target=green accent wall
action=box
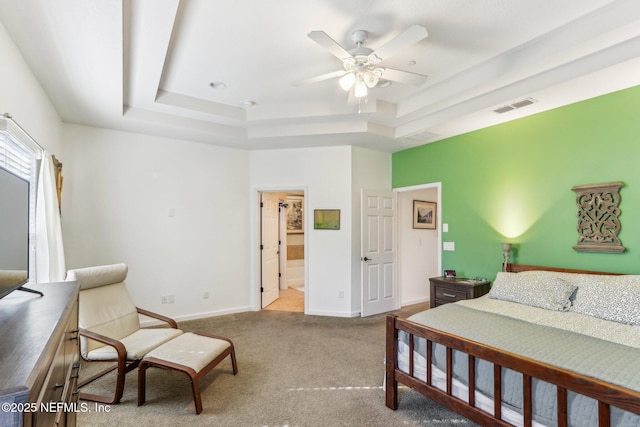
[393,85,640,280]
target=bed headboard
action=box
[505,263,622,275]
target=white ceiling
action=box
[1,0,640,153]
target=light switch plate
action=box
[443,241,455,251]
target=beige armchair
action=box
[66,263,183,404]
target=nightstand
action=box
[429,276,491,308]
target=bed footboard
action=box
[385,314,640,427]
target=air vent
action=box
[494,105,515,114]
[494,97,537,114]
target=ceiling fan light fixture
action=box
[363,69,380,88]
[300,25,429,104]
[339,72,356,91]
[354,80,368,98]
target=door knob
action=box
[362,257,372,261]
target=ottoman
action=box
[137,331,238,414]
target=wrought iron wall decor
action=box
[571,181,624,253]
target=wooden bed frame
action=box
[385,263,640,427]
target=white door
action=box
[361,189,398,316]
[261,192,280,308]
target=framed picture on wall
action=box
[314,209,340,230]
[413,200,436,229]
[286,197,304,233]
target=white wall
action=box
[0,20,63,157]
[62,124,252,321]
[250,146,354,316]
[250,146,391,317]
[397,187,440,305]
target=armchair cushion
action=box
[68,263,128,290]
[77,282,141,354]
[86,328,183,361]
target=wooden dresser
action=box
[0,281,79,427]
[429,276,491,308]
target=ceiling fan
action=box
[293,25,429,100]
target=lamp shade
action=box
[354,80,367,98]
[339,73,356,91]
[363,70,380,88]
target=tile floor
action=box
[263,287,304,312]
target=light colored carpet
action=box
[77,305,477,426]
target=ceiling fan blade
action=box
[370,25,428,62]
[381,68,428,86]
[292,69,347,86]
[308,31,353,61]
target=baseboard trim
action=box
[140,305,366,326]
[401,296,430,306]
[306,309,360,318]
[140,305,253,327]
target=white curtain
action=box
[35,151,66,282]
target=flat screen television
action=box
[0,165,31,299]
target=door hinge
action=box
[260,244,264,250]
[260,287,264,292]
[260,202,264,207]
[278,273,281,277]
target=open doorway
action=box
[396,183,442,307]
[259,190,305,313]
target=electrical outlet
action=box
[203,291,210,299]
[168,294,175,304]
[338,291,344,299]
[161,295,168,304]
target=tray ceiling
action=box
[1,0,640,152]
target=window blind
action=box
[0,130,36,178]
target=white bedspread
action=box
[456,295,640,348]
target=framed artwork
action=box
[286,197,304,233]
[314,209,340,230]
[413,200,436,229]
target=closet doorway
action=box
[260,190,306,313]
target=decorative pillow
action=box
[489,272,577,311]
[569,275,640,326]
